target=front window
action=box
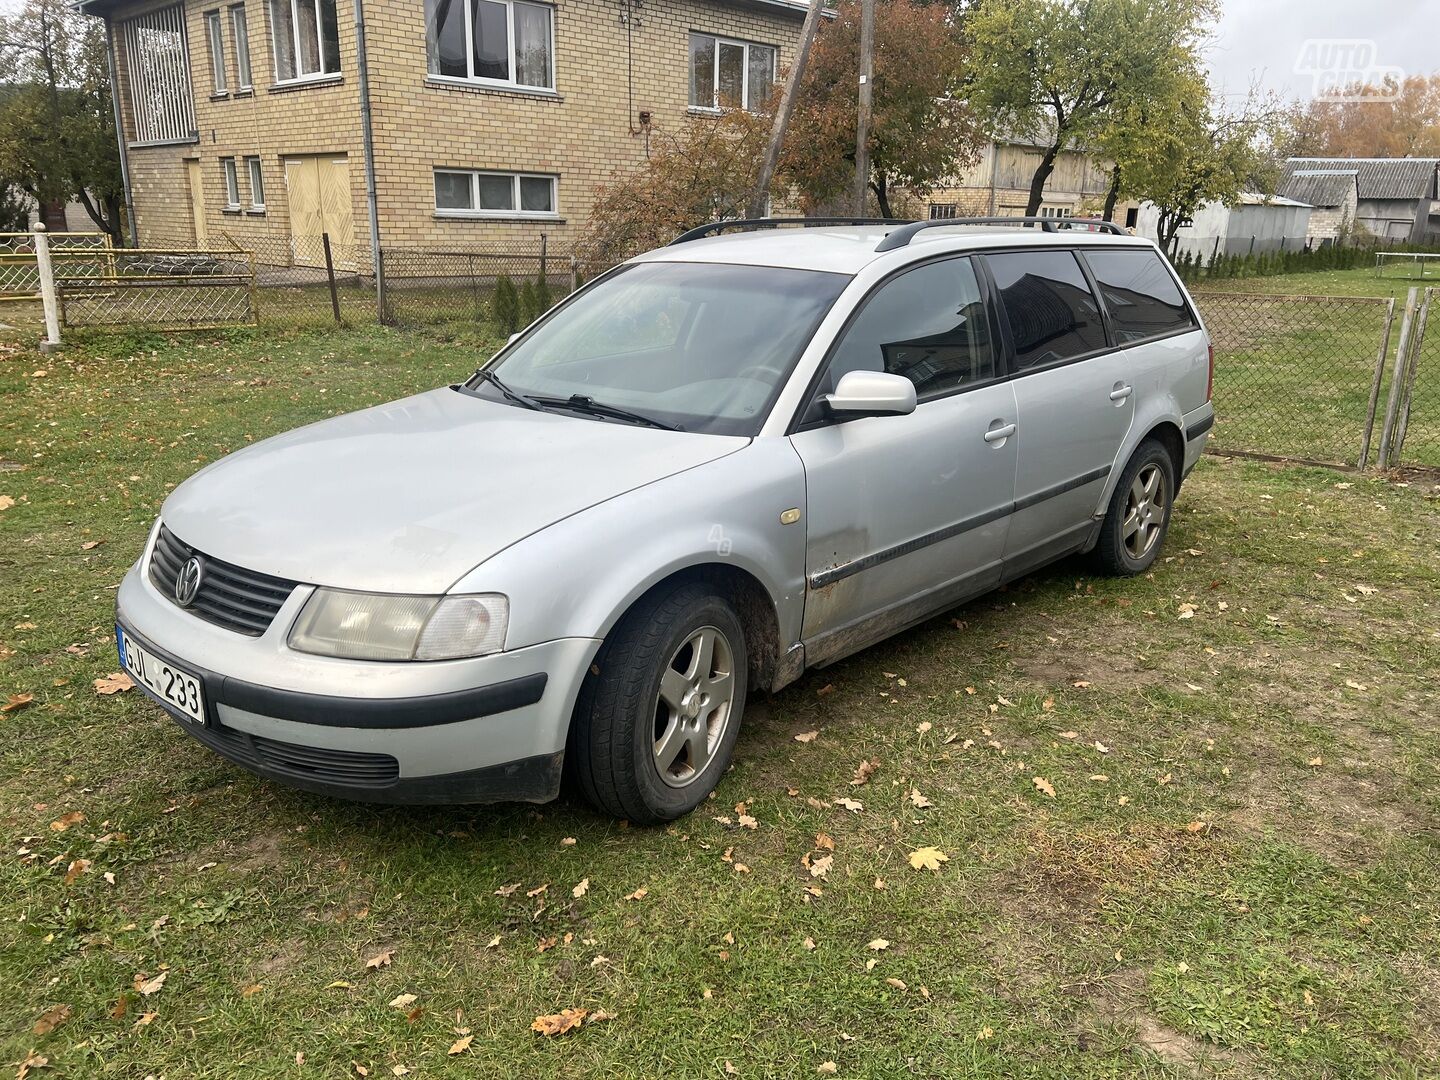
[231,6,253,88]
[474,262,850,436]
[222,158,240,208]
[246,157,266,208]
[435,169,556,217]
[689,33,774,111]
[425,0,554,90]
[205,11,228,92]
[121,5,197,143]
[269,0,340,82]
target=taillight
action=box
[1206,342,1214,402]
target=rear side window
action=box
[826,256,995,400]
[1083,249,1195,344]
[985,250,1106,370]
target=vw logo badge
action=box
[174,556,204,608]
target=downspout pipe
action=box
[352,0,386,320]
[104,16,138,246]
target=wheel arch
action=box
[1140,420,1185,488]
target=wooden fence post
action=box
[322,232,342,325]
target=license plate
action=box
[117,626,205,724]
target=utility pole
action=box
[852,0,875,216]
[748,0,823,219]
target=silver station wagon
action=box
[116,218,1215,822]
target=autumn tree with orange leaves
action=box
[1283,75,1440,159]
[778,0,985,218]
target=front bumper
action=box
[116,559,600,804]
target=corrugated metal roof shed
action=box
[1283,158,1439,201]
[1281,170,1359,208]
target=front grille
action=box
[185,719,400,788]
[149,525,298,636]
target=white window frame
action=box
[245,156,265,209]
[433,168,558,219]
[121,5,197,145]
[269,0,340,85]
[688,32,776,113]
[427,0,555,92]
[929,203,958,220]
[204,10,228,93]
[222,158,240,208]
[230,5,253,89]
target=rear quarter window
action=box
[1083,249,1196,344]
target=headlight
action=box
[288,590,508,661]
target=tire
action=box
[568,581,748,823]
[1091,440,1176,576]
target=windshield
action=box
[472,261,850,435]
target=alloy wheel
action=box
[1122,463,1167,560]
[653,625,735,788]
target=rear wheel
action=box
[568,582,747,823]
[1092,440,1175,576]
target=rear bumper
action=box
[1182,403,1215,478]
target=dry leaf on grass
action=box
[834,797,863,812]
[794,730,820,743]
[624,886,648,901]
[388,993,417,1010]
[851,758,879,786]
[1032,777,1056,798]
[885,977,907,990]
[49,811,84,832]
[908,789,933,809]
[817,1061,838,1075]
[867,938,889,951]
[572,878,590,898]
[32,1004,72,1035]
[808,854,833,879]
[136,971,167,996]
[63,859,90,885]
[531,1007,588,1036]
[814,831,835,851]
[94,672,134,695]
[3,692,34,713]
[364,950,395,970]
[448,1034,474,1055]
[0,495,14,511]
[907,847,948,871]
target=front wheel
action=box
[1091,440,1176,576]
[568,582,747,823]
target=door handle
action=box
[983,421,1017,444]
[1110,383,1133,401]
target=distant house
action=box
[920,138,1128,223]
[1279,169,1359,245]
[1281,158,1440,245]
[1133,193,1313,263]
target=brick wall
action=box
[103,0,803,252]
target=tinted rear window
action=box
[985,250,1106,370]
[1084,249,1195,344]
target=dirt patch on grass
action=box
[1091,967,1236,1073]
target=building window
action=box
[434,169,557,218]
[204,11,228,93]
[222,158,240,208]
[246,157,265,208]
[689,33,774,112]
[929,203,957,220]
[121,5,197,144]
[425,0,553,90]
[1038,205,1073,218]
[231,5,253,88]
[269,0,340,83]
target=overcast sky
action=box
[1205,0,1437,103]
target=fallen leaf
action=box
[49,811,84,832]
[1184,820,1208,833]
[803,937,817,950]
[907,847,948,871]
[817,1063,838,1075]
[364,949,395,970]
[3,692,35,713]
[531,1007,588,1036]
[1093,741,1110,754]
[915,721,932,734]
[851,758,879,786]
[808,854,834,879]
[324,980,353,989]
[1032,777,1056,799]
[526,883,548,898]
[587,1010,616,1024]
[241,983,263,997]
[908,789,933,809]
[32,1004,72,1035]
[560,836,577,846]
[1072,680,1091,689]
[1344,679,1368,692]
[1058,731,1079,740]
[737,813,758,830]
[82,540,104,550]
[885,977,907,990]
[572,878,590,899]
[17,1051,48,1078]
[494,882,521,897]
[137,971,167,996]
[814,831,835,851]
[834,797,863,813]
[794,730,820,743]
[624,887,648,901]
[448,1034,474,1055]
[867,938,890,951]
[388,993,418,1010]
[94,672,134,696]
[1308,756,1324,768]
[873,877,886,890]
[0,495,14,511]
[1157,773,1173,786]
[1354,583,1378,595]
[63,858,91,885]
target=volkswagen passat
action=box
[116,218,1214,823]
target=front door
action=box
[186,159,207,246]
[790,255,1019,666]
[982,248,1133,573]
[284,155,355,268]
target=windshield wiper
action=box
[531,394,681,431]
[472,368,544,412]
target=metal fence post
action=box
[1358,296,1397,467]
[322,233,342,325]
[569,255,578,295]
[32,224,61,350]
[1392,286,1431,460]
[1377,287,1421,469]
[539,233,548,283]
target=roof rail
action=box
[669,217,914,245]
[873,216,1126,252]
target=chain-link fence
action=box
[219,234,376,327]
[380,242,590,328]
[1192,291,1397,467]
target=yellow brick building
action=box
[78,0,808,261]
[920,139,1133,226]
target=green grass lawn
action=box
[3,324,1438,1077]
[1192,265,1436,302]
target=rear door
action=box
[790,255,1019,665]
[983,248,1132,574]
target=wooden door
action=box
[285,155,354,268]
[186,159,208,246]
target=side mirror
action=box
[825,370,917,418]
[507,332,521,346]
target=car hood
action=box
[160,387,747,593]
